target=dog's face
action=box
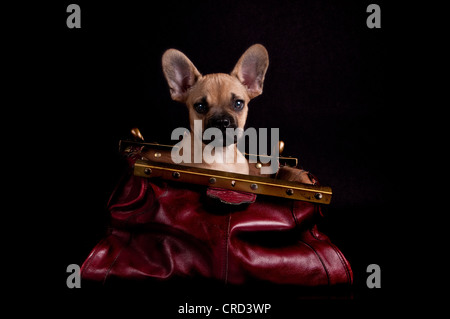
[162,44,269,145]
[185,73,250,145]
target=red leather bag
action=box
[81,152,352,287]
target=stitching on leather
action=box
[298,239,330,286]
[223,214,231,284]
[327,240,353,285]
[102,233,132,284]
[309,229,352,285]
[80,236,108,278]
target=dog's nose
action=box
[217,118,230,128]
[209,116,234,130]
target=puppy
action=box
[162,44,269,174]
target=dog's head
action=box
[162,44,269,145]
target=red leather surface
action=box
[206,187,257,205]
[81,157,352,286]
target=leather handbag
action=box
[81,140,353,287]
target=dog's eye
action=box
[194,102,208,114]
[234,100,244,110]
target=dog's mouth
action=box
[203,129,239,147]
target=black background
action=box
[15,0,406,315]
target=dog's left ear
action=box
[231,44,269,99]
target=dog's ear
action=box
[231,44,269,99]
[162,49,202,102]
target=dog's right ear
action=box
[162,49,202,103]
[231,44,269,99]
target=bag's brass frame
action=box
[133,159,332,205]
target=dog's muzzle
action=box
[204,115,239,146]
